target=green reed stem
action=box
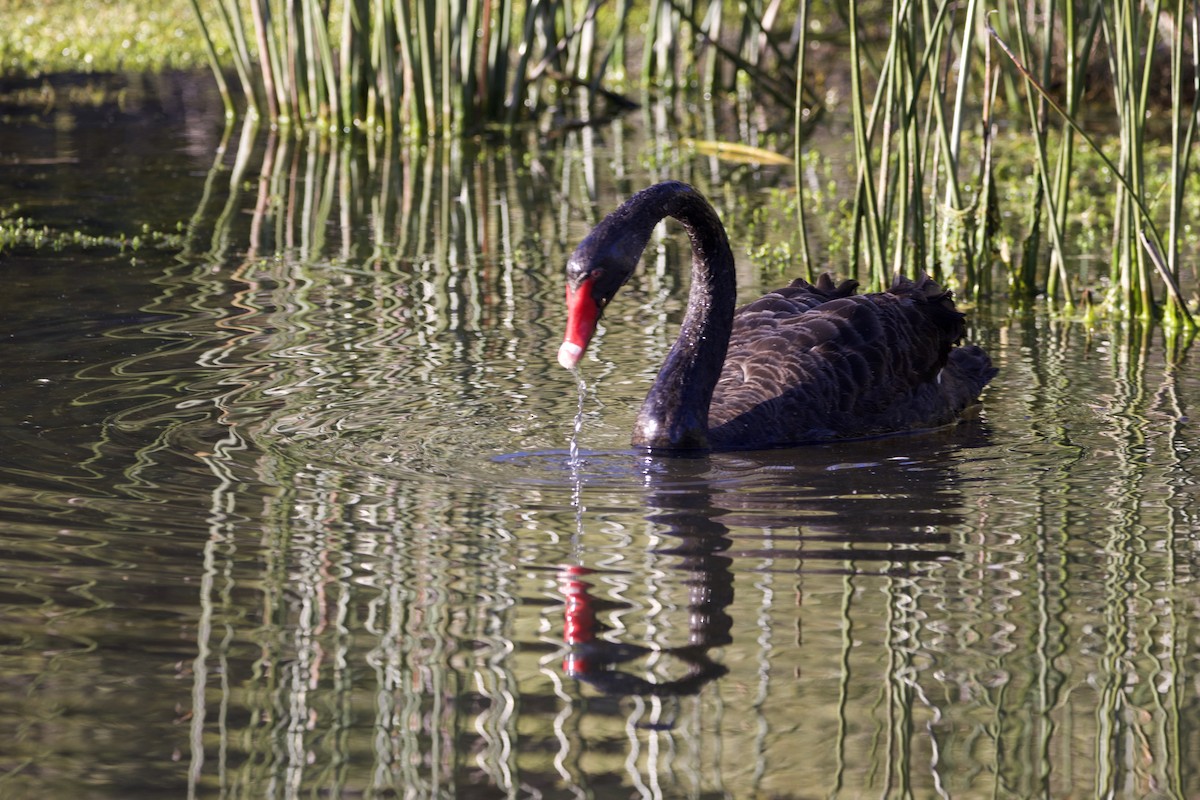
[375,0,398,134]
[439,0,453,136]
[506,0,540,128]
[392,0,422,135]
[591,0,631,92]
[930,0,971,284]
[700,0,722,95]
[217,0,262,116]
[1165,0,1199,329]
[248,0,279,121]
[970,32,1000,301]
[848,0,886,284]
[414,0,436,135]
[793,0,812,278]
[885,0,912,281]
[1046,2,1091,302]
[188,0,237,118]
[1008,5,1072,307]
[458,0,478,121]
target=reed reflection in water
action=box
[1,114,1199,798]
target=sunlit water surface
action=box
[2,78,1200,798]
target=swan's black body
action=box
[558,181,996,451]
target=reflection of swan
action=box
[560,565,728,702]
[558,427,988,702]
[558,181,997,451]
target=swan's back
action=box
[707,274,995,448]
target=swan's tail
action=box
[942,344,998,411]
[888,273,997,411]
[888,272,965,343]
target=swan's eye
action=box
[586,269,609,308]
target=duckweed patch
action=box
[0,205,184,256]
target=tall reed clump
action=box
[188,0,800,136]
[985,1,1196,327]
[795,0,1197,325]
[793,0,999,300]
[189,0,594,136]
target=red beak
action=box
[558,276,600,369]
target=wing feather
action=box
[706,274,995,448]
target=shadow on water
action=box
[2,91,1200,798]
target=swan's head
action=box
[558,244,641,369]
[557,273,598,369]
[558,267,609,370]
[558,183,691,369]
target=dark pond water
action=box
[2,73,1200,798]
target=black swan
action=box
[557,181,997,451]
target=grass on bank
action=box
[0,0,209,76]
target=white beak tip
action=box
[558,341,584,370]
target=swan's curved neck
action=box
[631,189,736,450]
